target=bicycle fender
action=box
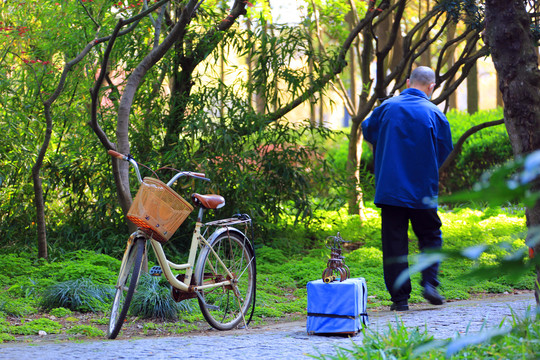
[205,226,253,251]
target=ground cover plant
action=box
[314,313,540,359]
[0,203,533,343]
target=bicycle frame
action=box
[114,151,235,294]
[107,150,256,337]
[148,219,235,293]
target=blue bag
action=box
[306,277,369,335]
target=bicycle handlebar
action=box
[107,149,127,161]
[107,149,209,185]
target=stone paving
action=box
[0,292,536,360]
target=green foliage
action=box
[317,313,540,359]
[130,274,193,320]
[4,251,119,299]
[49,307,73,318]
[0,253,38,279]
[256,246,288,265]
[0,0,352,255]
[323,131,375,205]
[0,333,16,343]
[142,321,199,335]
[257,201,533,313]
[65,324,105,337]
[40,278,114,313]
[9,318,63,335]
[0,293,38,317]
[333,322,437,359]
[90,317,109,325]
[443,108,513,193]
[0,201,533,345]
[328,109,513,206]
[0,316,9,333]
[353,108,514,198]
[441,0,485,29]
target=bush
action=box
[49,307,73,318]
[443,108,512,193]
[130,274,193,320]
[40,278,114,313]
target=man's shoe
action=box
[423,284,444,305]
[390,300,409,311]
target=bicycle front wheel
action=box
[107,237,145,339]
[195,230,256,330]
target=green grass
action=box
[314,312,540,359]
[0,203,534,350]
[8,318,63,335]
[256,204,532,311]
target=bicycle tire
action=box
[107,237,145,339]
[195,230,256,330]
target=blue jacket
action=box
[361,88,453,209]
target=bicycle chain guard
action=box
[171,274,198,302]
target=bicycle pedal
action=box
[149,266,163,276]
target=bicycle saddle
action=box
[191,193,225,209]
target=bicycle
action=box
[106,150,256,339]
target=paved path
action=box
[0,292,536,360]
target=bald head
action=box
[407,66,436,97]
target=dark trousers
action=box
[380,205,443,303]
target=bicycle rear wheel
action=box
[195,230,256,330]
[107,237,145,339]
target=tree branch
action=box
[265,1,390,123]
[439,119,505,176]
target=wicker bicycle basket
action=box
[127,177,194,243]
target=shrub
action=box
[130,274,193,320]
[443,108,513,193]
[53,262,117,285]
[256,246,288,265]
[0,253,40,278]
[60,250,121,273]
[40,278,114,313]
[49,307,73,318]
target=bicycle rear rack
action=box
[203,213,252,228]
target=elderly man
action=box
[361,66,453,311]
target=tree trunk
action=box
[467,52,479,114]
[346,122,366,220]
[496,72,504,108]
[309,26,317,126]
[447,21,457,110]
[484,0,540,305]
[420,0,431,67]
[32,105,53,259]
